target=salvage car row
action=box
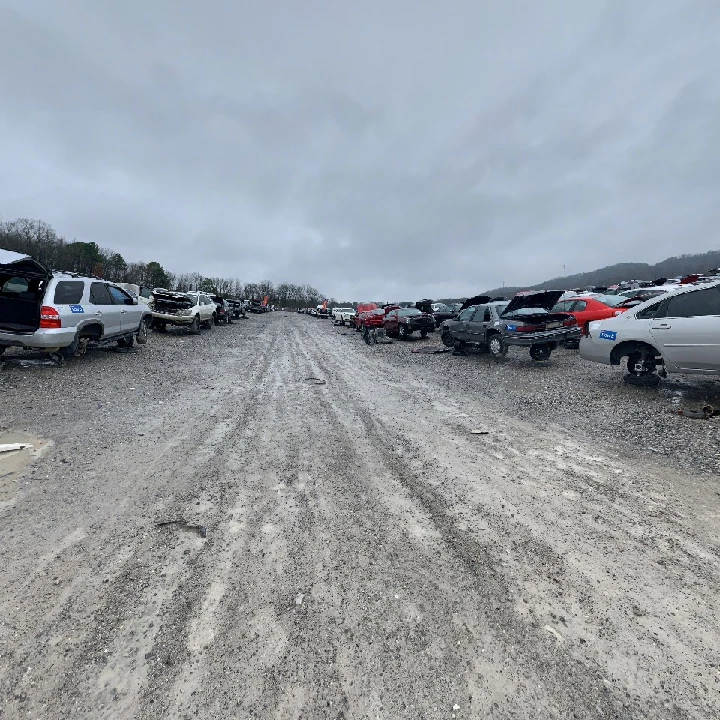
[0,250,248,364]
[321,282,720,388]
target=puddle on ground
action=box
[0,430,52,511]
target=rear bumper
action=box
[578,336,613,365]
[503,327,581,347]
[0,328,77,350]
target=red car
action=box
[356,308,386,331]
[353,303,378,330]
[552,294,632,333]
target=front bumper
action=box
[152,311,195,326]
[502,327,581,347]
[406,322,435,333]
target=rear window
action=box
[1,276,30,294]
[53,281,84,304]
[594,294,627,307]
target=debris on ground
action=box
[410,346,452,354]
[304,377,327,385]
[156,519,207,538]
[0,443,32,453]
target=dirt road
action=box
[1,314,718,719]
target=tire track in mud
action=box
[0,322,278,719]
[298,318,699,719]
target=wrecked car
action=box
[149,290,215,334]
[490,290,580,360]
[439,297,510,352]
[580,280,720,386]
[0,250,152,362]
[384,307,435,339]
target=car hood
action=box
[459,295,491,311]
[502,290,564,315]
[415,299,433,313]
[0,250,51,281]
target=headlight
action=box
[178,309,193,317]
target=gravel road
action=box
[1,313,718,719]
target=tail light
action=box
[563,317,577,327]
[40,306,62,329]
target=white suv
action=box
[149,290,216,333]
[0,250,152,362]
[580,281,720,386]
[332,307,355,325]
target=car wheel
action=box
[399,325,409,340]
[488,333,507,357]
[441,332,454,348]
[190,315,201,334]
[453,339,466,353]
[207,315,215,330]
[529,344,551,361]
[136,318,149,345]
[420,329,428,338]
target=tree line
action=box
[0,217,329,309]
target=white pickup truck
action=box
[332,307,356,326]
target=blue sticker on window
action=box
[505,324,517,332]
[69,305,84,314]
[599,330,617,341]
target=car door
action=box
[88,282,123,336]
[650,286,720,371]
[466,305,488,344]
[385,310,398,332]
[453,306,476,341]
[107,285,143,332]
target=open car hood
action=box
[459,295,491,311]
[0,250,51,280]
[415,299,433,313]
[153,290,193,305]
[502,290,564,316]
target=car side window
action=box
[53,281,84,304]
[107,286,133,305]
[663,287,720,318]
[571,301,587,312]
[471,305,486,321]
[458,307,475,321]
[552,301,570,312]
[89,282,114,306]
[635,300,663,320]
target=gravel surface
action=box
[0,313,718,719]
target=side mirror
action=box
[129,297,138,305]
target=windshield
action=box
[399,308,422,316]
[619,288,667,299]
[506,307,549,316]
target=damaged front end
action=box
[150,291,195,325]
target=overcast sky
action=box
[1,1,718,300]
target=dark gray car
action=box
[440,300,509,351]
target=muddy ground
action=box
[0,313,718,719]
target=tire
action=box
[399,325,409,340]
[441,332,454,348]
[488,333,507,358]
[529,344,551,361]
[117,335,134,348]
[420,329,428,338]
[136,318,149,345]
[206,316,215,330]
[190,315,201,335]
[453,339,466,353]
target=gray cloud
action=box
[1,0,718,300]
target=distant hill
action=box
[478,250,720,300]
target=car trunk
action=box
[0,251,51,333]
[504,311,574,327]
[153,291,193,314]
